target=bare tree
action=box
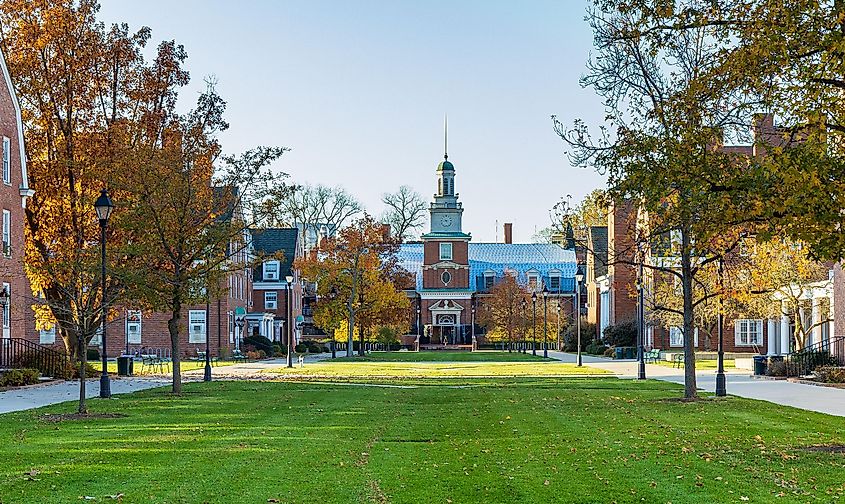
[262,184,362,249]
[382,185,427,241]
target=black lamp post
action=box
[715,257,727,396]
[542,286,549,358]
[636,254,646,380]
[94,189,114,399]
[556,301,561,352]
[531,291,537,356]
[575,272,584,367]
[0,286,9,340]
[470,298,476,347]
[521,297,527,353]
[204,273,212,382]
[286,274,294,368]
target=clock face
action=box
[440,215,453,227]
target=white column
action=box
[780,300,790,355]
[767,319,777,355]
[812,298,822,347]
[828,293,835,339]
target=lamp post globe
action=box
[94,189,113,399]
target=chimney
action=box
[504,223,513,244]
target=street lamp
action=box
[204,272,212,383]
[521,297,527,354]
[286,274,294,368]
[556,300,561,352]
[716,257,726,396]
[575,271,584,367]
[470,297,476,348]
[542,285,549,358]
[531,291,537,356]
[94,189,114,399]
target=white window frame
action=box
[735,319,763,346]
[483,272,495,290]
[40,324,56,344]
[548,271,561,291]
[265,291,278,310]
[90,324,102,346]
[669,326,684,347]
[263,260,280,281]
[188,310,207,343]
[527,271,539,290]
[439,242,452,261]
[2,137,9,185]
[2,209,10,257]
[126,310,142,344]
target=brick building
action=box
[249,228,303,345]
[0,47,35,346]
[396,151,578,347]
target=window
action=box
[2,137,9,185]
[228,312,234,343]
[735,319,763,346]
[39,324,56,344]
[90,325,102,346]
[441,271,452,285]
[263,261,280,281]
[439,243,452,261]
[484,273,495,290]
[265,291,278,310]
[188,310,207,343]
[549,275,561,291]
[669,326,684,347]
[2,209,10,257]
[527,273,539,290]
[1,282,8,330]
[126,310,142,344]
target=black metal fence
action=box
[0,338,67,378]
[786,336,845,377]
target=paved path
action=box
[0,377,169,415]
[547,350,845,417]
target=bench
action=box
[672,353,685,368]
[644,349,661,364]
[232,349,248,363]
[140,354,168,373]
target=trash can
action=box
[753,355,767,376]
[615,347,624,359]
[625,347,636,359]
[117,356,134,376]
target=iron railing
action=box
[0,338,67,377]
[786,336,845,377]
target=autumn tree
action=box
[381,185,427,241]
[296,215,410,357]
[477,275,530,349]
[538,189,608,244]
[120,82,287,394]
[557,1,758,398]
[0,0,182,412]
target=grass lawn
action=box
[337,351,548,362]
[90,359,239,375]
[266,352,603,379]
[2,379,845,503]
[652,359,737,371]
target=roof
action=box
[397,242,578,291]
[588,226,608,278]
[251,228,299,278]
[437,158,454,172]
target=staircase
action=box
[0,338,67,378]
[786,337,845,377]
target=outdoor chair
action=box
[672,353,685,368]
[232,349,248,362]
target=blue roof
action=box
[396,243,578,292]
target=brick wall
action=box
[607,201,637,324]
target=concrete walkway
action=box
[0,377,168,415]
[547,350,845,417]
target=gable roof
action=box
[250,228,299,279]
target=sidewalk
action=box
[0,377,168,415]
[547,350,845,417]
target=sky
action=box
[98,0,606,243]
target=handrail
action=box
[0,338,67,378]
[786,336,845,377]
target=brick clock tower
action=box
[420,152,473,345]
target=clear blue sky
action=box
[99,0,606,242]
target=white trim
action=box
[669,326,684,347]
[264,290,278,310]
[262,260,280,281]
[0,47,32,207]
[1,209,9,257]
[734,318,763,346]
[126,310,142,344]
[419,291,473,300]
[2,136,9,185]
[188,310,207,343]
[253,281,292,290]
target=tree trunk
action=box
[168,293,183,394]
[359,322,365,356]
[346,306,355,358]
[681,232,698,400]
[77,334,87,414]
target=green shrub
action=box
[294,343,308,353]
[562,320,596,352]
[602,320,637,347]
[86,348,100,361]
[0,368,41,387]
[585,341,609,355]
[243,335,274,356]
[814,366,845,383]
[272,344,283,356]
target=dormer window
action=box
[527,271,539,290]
[484,271,495,290]
[439,243,452,261]
[263,260,280,281]
[549,270,561,291]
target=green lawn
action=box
[337,351,548,362]
[90,359,238,375]
[2,379,845,503]
[652,359,738,370]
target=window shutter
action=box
[756,319,764,345]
